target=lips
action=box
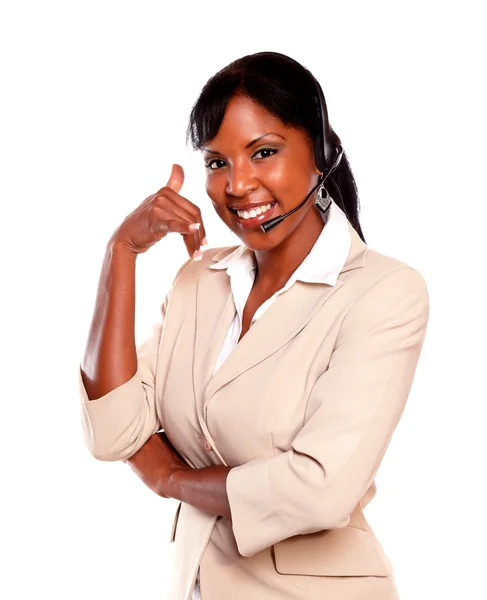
[230,200,278,229]
[229,201,273,212]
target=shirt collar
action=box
[209,198,351,287]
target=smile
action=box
[230,200,278,229]
[230,200,278,225]
[234,201,276,219]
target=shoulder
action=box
[171,244,238,287]
[337,222,428,308]
[331,226,430,338]
[342,246,429,330]
[364,248,428,299]
[341,230,429,303]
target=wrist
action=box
[166,467,188,501]
[107,235,138,261]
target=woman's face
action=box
[202,94,323,251]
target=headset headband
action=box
[250,53,341,176]
[312,76,341,175]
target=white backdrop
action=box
[1,1,485,599]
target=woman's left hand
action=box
[123,431,191,498]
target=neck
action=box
[252,206,324,292]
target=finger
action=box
[183,217,206,259]
[162,219,201,235]
[157,186,201,224]
[165,163,184,194]
[188,222,205,260]
[193,231,201,257]
[191,215,205,250]
[190,223,204,260]
[161,188,206,248]
[199,223,208,248]
[154,187,206,249]
[151,206,200,235]
[190,221,206,259]
[180,225,200,259]
[191,210,206,248]
[154,192,200,230]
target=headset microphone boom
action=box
[259,69,345,234]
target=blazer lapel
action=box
[202,279,344,407]
[193,220,368,423]
[193,269,236,407]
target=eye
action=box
[205,158,226,170]
[204,147,279,171]
[253,147,278,160]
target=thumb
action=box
[166,163,185,193]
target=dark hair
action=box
[186,51,366,243]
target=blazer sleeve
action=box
[78,257,192,462]
[225,266,430,557]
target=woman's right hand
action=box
[110,163,207,259]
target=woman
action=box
[79,52,429,600]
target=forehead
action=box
[210,95,285,139]
[223,94,282,125]
[204,94,304,150]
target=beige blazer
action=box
[79,221,429,600]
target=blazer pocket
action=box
[169,501,182,543]
[273,527,389,577]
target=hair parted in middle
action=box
[186,51,365,243]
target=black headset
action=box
[313,78,344,189]
[260,56,347,233]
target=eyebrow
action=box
[202,132,286,154]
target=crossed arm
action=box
[81,267,429,556]
[124,430,232,519]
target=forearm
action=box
[80,239,138,400]
[169,466,233,519]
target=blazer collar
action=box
[210,218,366,275]
[208,199,352,287]
[192,220,368,430]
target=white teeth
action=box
[237,202,273,219]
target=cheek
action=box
[205,176,223,202]
[264,161,305,201]
[205,178,230,220]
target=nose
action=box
[225,160,258,197]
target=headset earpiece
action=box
[259,53,348,231]
[312,77,344,182]
[314,135,327,174]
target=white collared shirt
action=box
[190,198,351,599]
[208,198,352,375]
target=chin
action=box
[233,228,286,252]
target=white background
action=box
[1,1,485,599]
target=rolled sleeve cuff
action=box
[226,454,296,557]
[79,365,144,460]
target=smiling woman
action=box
[202,100,317,237]
[203,131,282,224]
[79,51,429,600]
[189,59,363,235]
